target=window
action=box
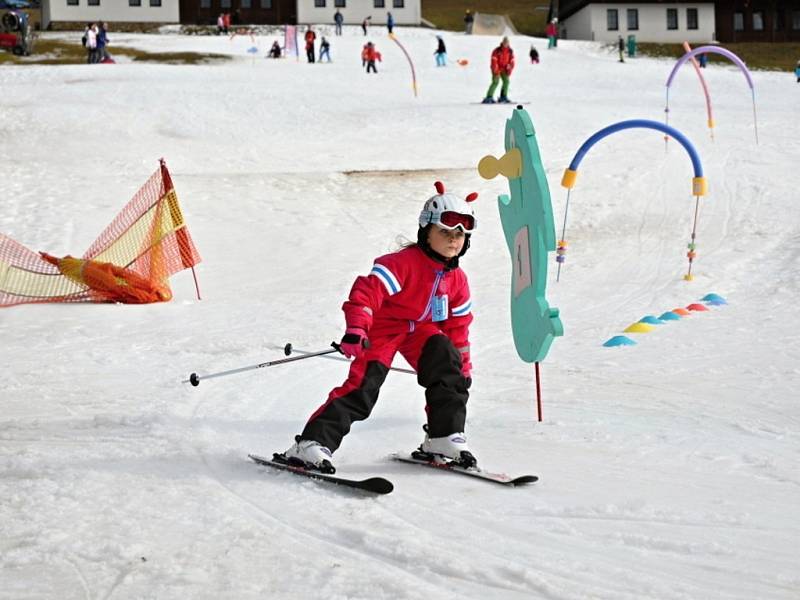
[241,0,251,7]
[666,8,678,30]
[220,0,230,7]
[607,9,618,31]
[150,0,161,6]
[687,8,698,30]
[335,0,345,7]
[752,11,764,31]
[129,0,141,6]
[374,0,385,7]
[314,0,325,7]
[393,0,404,7]
[88,0,99,5]
[734,12,744,31]
[774,10,784,31]
[261,0,272,8]
[626,8,638,31]
[67,0,78,5]
[200,0,210,8]
[793,11,800,30]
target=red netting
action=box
[0,161,201,307]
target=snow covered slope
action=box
[2,26,799,599]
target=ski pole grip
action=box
[331,338,370,355]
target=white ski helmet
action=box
[418,181,478,232]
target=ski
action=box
[248,453,394,495]
[472,101,531,106]
[391,453,538,486]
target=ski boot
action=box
[413,425,477,468]
[498,95,512,104]
[481,96,496,104]
[281,436,335,473]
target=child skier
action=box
[363,41,381,73]
[529,44,539,64]
[319,36,331,62]
[281,182,478,473]
[434,35,447,67]
[268,40,281,59]
[482,37,515,104]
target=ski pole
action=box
[184,343,341,387]
[282,343,416,375]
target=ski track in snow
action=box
[2,26,800,600]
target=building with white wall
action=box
[41,0,179,29]
[296,0,420,26]
[559,2,715,43]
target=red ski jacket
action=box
[362,45,382,62]
[342,245,473,372]
[304,30,316,49]
[490,46,515,75]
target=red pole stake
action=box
[535,361,542,422]
[190,265,202,300]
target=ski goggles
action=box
[432,211,477,232]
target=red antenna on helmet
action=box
[465,192,478,202]
[434,181,445,194]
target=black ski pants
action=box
[301,333,469,452]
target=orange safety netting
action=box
[0,160,201,307]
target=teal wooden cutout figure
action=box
[478,106,563,362]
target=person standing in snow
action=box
[387,11,395,34]
[333,9,343,36]
[482,37,515,104]
[363,41,381,73]
[280,182,478,473]
[545,19,557,49]
[529,44,539,64]
[796,60,800,82]
[464,10,474,35]
[85,23,98,64]
[434,35,447,67]
[617,35,625,63]
[96,22,111,63]
[361,15,371,36]
[304,26,316,63]
[319,36,331,62]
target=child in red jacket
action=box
[482,37,515,104]
[362,41,382,73]
[282,182,478,473]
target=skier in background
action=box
[464,10,474,35]
[304,26,316,63]
[546,19,557,49]
[280,182,479,473]
[529,44,539,64]
[434,35,447,67]
[482,37,515,104]
[319,36,331,62]
[796,60,800,82]
[387,11,395,34]
[333,9,343,36]
[363,41,381,73]
[268,40,282,58]
[617,35,625,63]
